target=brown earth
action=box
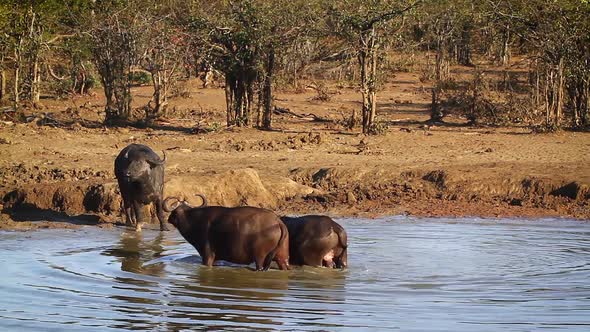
[1,70,589,230]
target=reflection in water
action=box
[101,231,169,331]
[168,268,288,327]
[102,230,166,276]
[0,218,589,331]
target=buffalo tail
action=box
[262,221,288,271]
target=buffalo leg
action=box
[301,247,323,267]
[121,196,134,227]
[202,255,215,267]
[254,261,264,271]
[335,248,347,268]
[124,204,134,227]
[276,258,290,271]
[154,198,169,231]
[150,205,158,223]
[132,201,144,231]
[201,245,215,267]
[254,255,266,271]
[117,179,134,226]
[130,203,138,225]
[323,259,335,268]
[303,256,323,267]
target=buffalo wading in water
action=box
[164,195,290,271]
[280,215,348,268]
[114,143,168,231]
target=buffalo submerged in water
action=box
[281,215,348,268]
[164,195,290,271]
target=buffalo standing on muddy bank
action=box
[280,215,348,268]
[114,144,168,231]
[164,196,290,271]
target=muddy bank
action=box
[2,165,588,230]
[1,76,589,229]
[286,166,589,219]
[1,168,315,228]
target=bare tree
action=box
[327,0,422,134]
[498,0,590,128]
[138,12,185,123]
[89,7,140,124]
[191,0,314,129]
[198,1,260,127]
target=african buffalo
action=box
[280,215,348,268]
[114,143,167,231]
[164,195,290,271]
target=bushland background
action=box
[0,0,588,229]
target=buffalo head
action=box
[122,151,166,182]
[163,194,207,227]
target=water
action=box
[0,217,589,331]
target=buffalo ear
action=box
[147,159,163,168]
[146,151,166,168]
[173,204,188,222]
[147,150,167,168]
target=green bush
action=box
[129,71,151,86]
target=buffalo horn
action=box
[163,197,181,212]
[195,193,207,207]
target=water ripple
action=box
[1,218,589,331]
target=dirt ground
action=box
[1,70,589,230]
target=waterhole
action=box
[1,217,589,331]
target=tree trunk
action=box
[113,77,132,121]
[571,80,581,127]
[584,76,590,125]
[256,82,263,128]
[243,85,249,125]
[0,68,5,102]
[31,55,40,104]
[246,83,254,126]
[262,47,275,130]
[13,44,22,116]
[25,7,41,105]
[500,25,510,66]
[235,78,245,124]
[162,71,169,111]
[224,76,233,126]
[435,34,448,81]
[13,66,20,108]
[368,31,377,128]
[149,70,162,122]
[544,68,551,126]
[533,60,540,109]
[457,23,472,66]
[555,56,564,127]
[359,32,370,134]
[79,70,86,94]
[292,67,298,91]
[430,87,442,122]
[357,28,380,134]
[100,66,115,118]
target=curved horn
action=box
[163,197,181,212]
[147,150,166,166]
[195,193,208,207]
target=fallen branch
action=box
[273,106,333,122]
